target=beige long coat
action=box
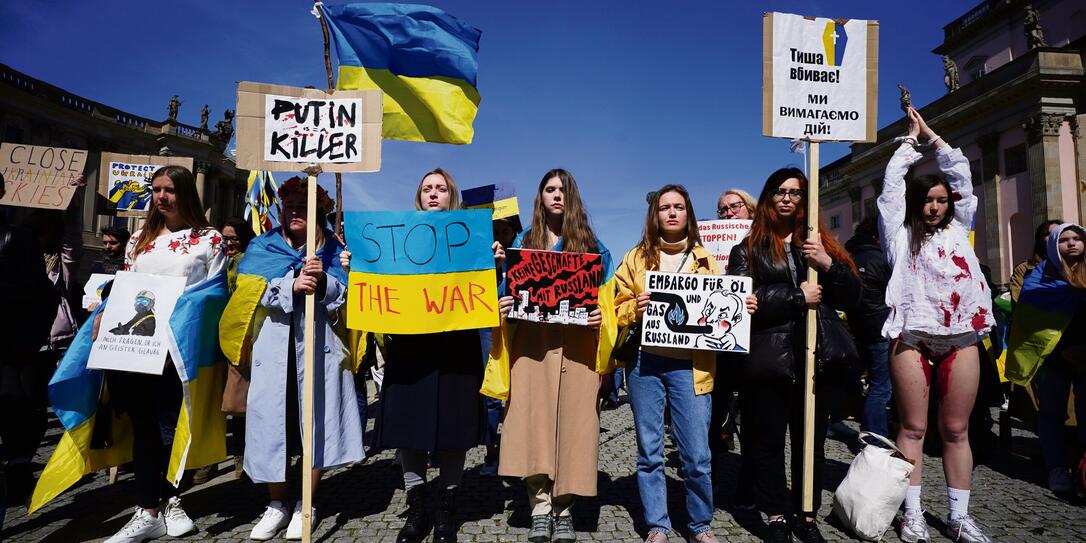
[498,321,601,497]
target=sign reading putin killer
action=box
[0,143,88,210]
[344,209,498,334]
[641,272,753,352]
[763,12,878,142]
[505,249,603,326]
[235,81,382,172]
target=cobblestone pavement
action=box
[3,397,1084,542]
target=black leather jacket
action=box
[844,237,891,344]
[727,240,861,382]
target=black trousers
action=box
[740,372,838,518]
[0,348,55,464]
[108,361,183,509]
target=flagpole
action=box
[315,0,345,239]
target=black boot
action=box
[396,486,431,543]
[432,486,459,543]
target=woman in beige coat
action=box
[496,169,614,543]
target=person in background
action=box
[221,217,256,292]
[91,226,131,276]
[845,216,894,438]
[1009,220,1062,303]
[717,189,756,220]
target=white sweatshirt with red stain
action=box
[877,143,994,340]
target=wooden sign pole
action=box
[301,166,320,543]
[801,141,820,513]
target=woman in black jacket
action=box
[727,167,861,543]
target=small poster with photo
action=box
[82,273,115,310]
[88,271,186,375]
[505,248,603,326]
[641,271,753,352]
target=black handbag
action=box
[815,309,860,373]
[613,323,641,363]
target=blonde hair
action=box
[414,168,461,210]
[719,188,757,218]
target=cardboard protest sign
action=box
[697,219,752,271]
[762,12,878,142]
[505,248,603,326]
[344,209,498,334]
[235,81,382,172]
[98,153,195,217]
[0,143,87,210]
[642,272,753,352]
[462,183,520,220]
[88,271,186,375]
[82,273,115,310]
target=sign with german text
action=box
[696,219,752,272]
[0,143,87,210]
[505,248,603,326]
[235,81,382,173]
[98,153,195,217]
[88,271,186,375]
[762,12,878,142]
[344,209,498,334]
[641,272,752,352]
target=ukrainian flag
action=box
[30,274,230,513]
[320,2,482,144]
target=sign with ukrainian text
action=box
[0,143,87,210]
[642,272,753,352]
[696,219,752,272]
[344,209,498,334]
[505,248,603,326]
[762,12,878,142]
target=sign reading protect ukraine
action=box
[344,209,499,334]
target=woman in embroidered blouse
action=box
[99,165,225,543]
[878,108,993,543]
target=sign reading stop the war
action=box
[0,143,87,210]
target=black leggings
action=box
[108,362,183,509]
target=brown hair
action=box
[637,184,702,271]
[1059,225,1086,289]
[520,168,598,253]
[746,167,857,276]
[130,165,209,258]
[414,168,461,210]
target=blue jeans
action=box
[627,351,713,535]
[1035,358,1086,470]
[859,341,891,438]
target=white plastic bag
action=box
[833,432,915,541]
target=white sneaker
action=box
[163,496,196,536]
[899,509,930,543]
[946,514,991,543]
[250,502,291,540]
[285,501,315,540]
[104,507,167,543]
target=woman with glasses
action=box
[727,170,861,543]
[716,189,756,220]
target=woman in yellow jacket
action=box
[614,184,756,543]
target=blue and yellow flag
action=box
[30,274,230,513]
[244,171,280,235]
[320,2,482,144]
[219,229,348,367]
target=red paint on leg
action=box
[917,350,932,388]
[936,350,957,401]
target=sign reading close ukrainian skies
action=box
[763,12,879,142]
[344,209,499,334]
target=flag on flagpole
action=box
[244,171,280,234]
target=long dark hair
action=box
[746,167,856,276]
[131,165,209,257]
[221,217,255,252]
[636,184,701,271]
[904,174,955,255]
[520,168,598,253]
[1031,219,1062,264]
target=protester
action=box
[879,107,994,543]
[98,165,226,543]
[1008,220,1062,303]
[1005,223,1086,496]
[717,189,756,220]
[844,215,894,438]
[481,215,522,476]
[493,168,613,543]
[727,167,861,543]
[91,226,131,276]
[614,184,755,543]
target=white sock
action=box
[947,487,970,519]
[269,499,285,510]
[904,485,922,514]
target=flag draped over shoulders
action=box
[30,273,230,513]
[320,2,482,145]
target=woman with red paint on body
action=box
[878,107,993,543]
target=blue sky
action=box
[0,0,977,252]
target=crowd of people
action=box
[0,107,1083,543]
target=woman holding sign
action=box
[879,108,993,543]
[493,169,613,543]
[613,184,756,543]
[727,168,860,543]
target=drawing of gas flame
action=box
[666,301,687,327]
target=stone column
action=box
[1074,115,1086,224]
[195,161,210,218]
[977,133,1005,284]
[1024,112,1066,227]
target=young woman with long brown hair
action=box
[495,168,612,543]
[727,168,860,543]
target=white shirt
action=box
[125,227,227,289]
[877,144,994,339]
